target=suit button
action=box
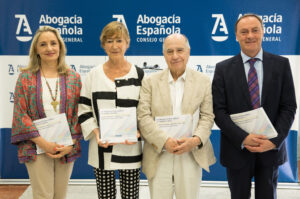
[151,143,158,150]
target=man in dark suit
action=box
[212,14,297,199]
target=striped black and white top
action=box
[78,64,144,170]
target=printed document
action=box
[155,108,200,138]
[99,107,137,143]
[33,113,73,154]
[230,107,278,138]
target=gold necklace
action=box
[41,70,59,112]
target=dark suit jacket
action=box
[212,51,297,169]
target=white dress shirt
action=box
[168,70,186,116]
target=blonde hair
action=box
[100,21,130,48]
[22,26,69,74]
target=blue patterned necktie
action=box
[248,58,260,109]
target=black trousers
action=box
[226,159,279,199]
[94,168,140,199]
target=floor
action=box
[1,181,300,199]
[19,183,300,199]
[1,162,300,199]
[0,185,28,199]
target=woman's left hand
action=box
[46,145,73,159]
[121,130,140,145]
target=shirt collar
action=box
[241,48,263,64]
[168,69,186,83]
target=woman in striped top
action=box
[78,21,144,199]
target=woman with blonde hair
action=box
[78,21,144,199]
[11,26,82,199]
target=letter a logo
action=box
[15,14,32,42]
[70,64,77,71]
[8,64,14,75]
[112,15,128,29]
[196,65,203,72]
[10,92,14,103]
[211,14,228,42]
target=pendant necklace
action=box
[41,69,59,112]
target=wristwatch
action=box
[192,135,203,149]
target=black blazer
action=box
[212,51,297,169]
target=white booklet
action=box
[155,108,200,139]
[33,113,73,154]
[230,107,278,139]
[99,107,137,143]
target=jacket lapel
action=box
[181,69,194,114]
[158,70,173,114]
[36,70,46,118]
[261,52,272,106]
[234,55,253,108]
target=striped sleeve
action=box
[78,71,98,141]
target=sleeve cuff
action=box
[193,135,203,149]
[11,131,40,144]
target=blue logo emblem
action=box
[196,65,203,72]
[8,64,14,75]
[70,64,77,71]
[10,92,14,103]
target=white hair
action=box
[162,33,190,52]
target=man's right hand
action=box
[243,134,267,146]
[164,137,179,153]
